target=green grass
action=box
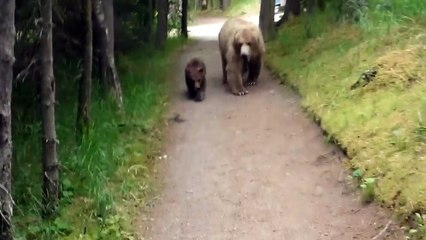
[224,0,259,17]
[266,2,426,239]
[189,0,259,19]
[11,37,186,239]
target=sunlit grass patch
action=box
[190,0,259,18]
[225,0,260,17]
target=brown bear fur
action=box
[185,58,207,102]
[218,18,265,96]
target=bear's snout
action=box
[240,44,251,60]
[194,81,201,89]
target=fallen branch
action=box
[371,220,392,240]
[16,58,36,82]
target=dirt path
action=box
[138,17,404,240]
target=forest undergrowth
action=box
[12,38,186,240]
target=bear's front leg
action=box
[221,53,228,85]
[236,75,248,95]
[247,57,262,86]
[233,73,248,96]
[227,69,247,96]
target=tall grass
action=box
[11,38,186,239]
[358,0,426,33]
[267,0,426,238]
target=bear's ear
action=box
[232,32,242,53]
[249,34,257,46]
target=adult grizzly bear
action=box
[185,57,207,102]
[218,17,265,96]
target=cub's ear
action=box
[184,66,190,76]
[201,64,207,75]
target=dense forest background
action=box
[1,0,194,239]
[2,0,267,239]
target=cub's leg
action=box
[185,76,197,99]
[247,57,262,86]
[195,77,206,102]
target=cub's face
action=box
[233,29,257,61]
[187,66,205,89]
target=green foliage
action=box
[267,1,426,238]
[11,0,187,238]
[349,168,376,203]
[224,0,259,17]
[12,38,186,239]
[359,177,376,203]
[188,0,259,18]
[351,168,363,179]
[404,212,426,240]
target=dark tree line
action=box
[275,0,326,27]
[260,0,364,41]
[274,0,366,28]
[0,0,191,238]
[0,1,15,239]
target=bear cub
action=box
[185,58,207,102]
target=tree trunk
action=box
[200,0,207,10]
[93,0,123,109]
[259,0,276,41]
[0,1,15,239]
[317,0,325,11]
[102,0,114,57]
[77,0,93,142]
[156,0,168,50]
[306,0,317,14]
[40,0,59,217]
[181,0,188,38]
[142,0,154,43]
[305,0,317,38]
[149,0,154,42]
[275,0,301,27]
[98,25,108,95]
[220,0,229,10]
